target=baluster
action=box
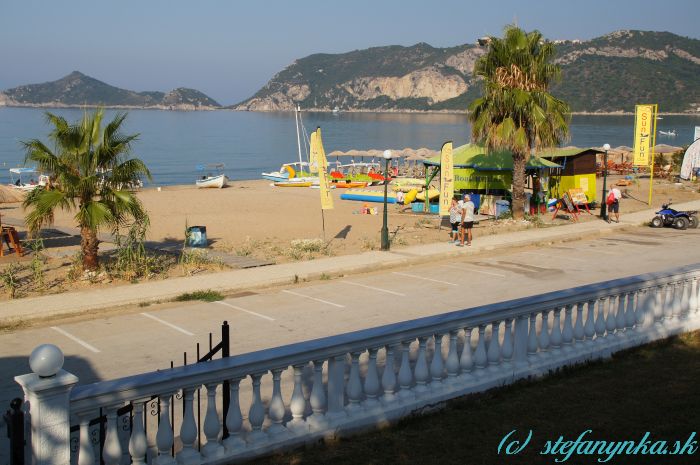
[636,289,650,329]
[562,304,574,354]
[268,368,289,436]
[102,404,121,465]
[664,283,675,321]
[573,302,585,351]
[430,334,445,386]
[615,293,627,337]
[446,330,461,380]
[460,327,475,382]
[287,362,308,433]
[538,309,550,358]
[247,374,267,443]
[381,345,397,404]
[397,340,414,401]
[486,322,501,372]
[155,393,176,465]
[689,278,698,315]
[671,282,683,320]
[625,291,637,330]
[606,295,618,339]
[364,348,381,408]
[527,313,539,358]
[594,297,607,347]
[224,378,246,450]
[474,325,488,372]
[346,352,363,412]
[326,355,348,421]
[202,382,224,457]
[653,286,664,324]
[309,360,327,425]
[77,413,95,465]
[177,387,200,464]
[680,280,690,318]
[414,337,430,394]
[584,299,596,349]
[550,307,563,355]
[129,401,148,465]
[501,319,514,366]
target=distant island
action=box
[2,30,699,113]
[0,71,221,110]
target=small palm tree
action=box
[22,109,151,271]
[469,25,570,219]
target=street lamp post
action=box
[381,150,392,251]
[599,143,611,220]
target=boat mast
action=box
[295,105,303,169]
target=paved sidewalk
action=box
[2,200,698,326]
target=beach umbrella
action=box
[653,144,683,154]
[0,185,26,203]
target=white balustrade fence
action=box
[15,264,700,465]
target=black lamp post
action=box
[599,143,610,220]
[381,149,392,251]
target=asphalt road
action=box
[1,225,699,409]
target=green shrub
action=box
[174,290,224,302]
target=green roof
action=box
[537,147,600,158]
[423,144,561,170]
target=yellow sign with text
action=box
[633,104,656,166]
[439,141,454,216]
[313,128,334,210]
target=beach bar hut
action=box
[538,147,599,202]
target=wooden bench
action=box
[1,214,23,257]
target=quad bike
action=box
[650,201,698,230]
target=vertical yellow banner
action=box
[439,141,454,216]
[633,104,655,166]
[314,128,334,210]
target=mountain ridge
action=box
[234,30,700,113]
[0,71,221,110]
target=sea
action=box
[1,107,698,186]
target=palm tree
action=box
[22,109,151,271]
[469,25,570,219]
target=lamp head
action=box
[603,143,611,151]
[383,150,392,160]
[29,344,64,377]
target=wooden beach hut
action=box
[539,147,600,202]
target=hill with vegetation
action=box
[234,30,700,113]
[0,71,221,110]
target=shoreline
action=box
[1,104,699,117]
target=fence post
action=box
[221,321,230,439]
[14,345,78,465]
[4,398,25,465]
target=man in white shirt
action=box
[608,187,622,223]
[459,194,475,246]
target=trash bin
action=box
[495,200,511,218]
[186,226,208,247]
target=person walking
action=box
[448,195,461,243]
[608,187,622,223]
[459,194,475,246]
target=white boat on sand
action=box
[196,164,228,188]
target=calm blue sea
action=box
[1,107,698,186]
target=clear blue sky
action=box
[2,0,698,105]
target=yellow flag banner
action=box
[439,141,454,216]
[633,104,655,166]
[314,128,334,210]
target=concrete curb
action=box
[2,200,699,327]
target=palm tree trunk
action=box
[81,226,100,271]
[512,152,527,220]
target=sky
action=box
[1,0,699,105]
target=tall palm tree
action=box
[22,109,151,271]
[469,25,570,219]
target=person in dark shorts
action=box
[608,187,621,223]
[459,194,475,246]
[448,195,462,243]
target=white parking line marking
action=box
[140,312,194,336]
[519,251,587,263]
[392,271,458,286]
[439,264,506,278]
[50,327,100,353]
[213,301,275,321]
[281,290,345,308]
[342,281,406,296]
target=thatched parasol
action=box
[653,144,683,154]
[0,185,26,204]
